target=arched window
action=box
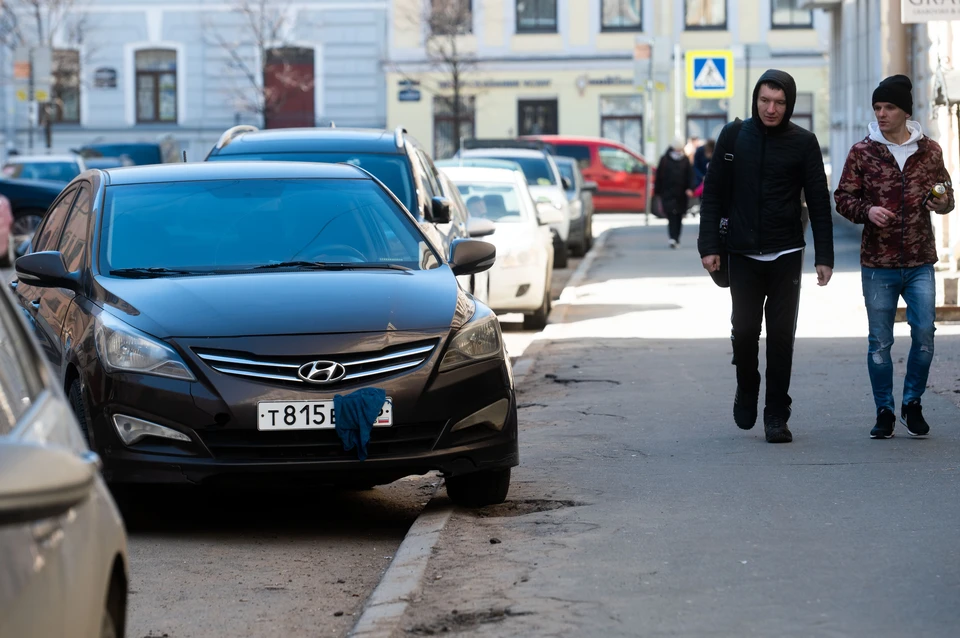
[263,47,315,129]
[136,49,177,123]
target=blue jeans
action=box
[861,265,936,413]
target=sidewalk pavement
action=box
[367,214,960,637]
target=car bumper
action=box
[488,264,547,313]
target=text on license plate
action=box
[257,399,393,431]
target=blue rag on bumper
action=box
[333,388,386,461]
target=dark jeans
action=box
[667,211,683,242]
[729,251,804,419]
[861,265,936,413]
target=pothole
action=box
[475,499,584,518]
[405,607,533,635]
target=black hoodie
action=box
[698,69,834,267]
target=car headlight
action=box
[94,312,196,381]
[500,247,532,269]
[440,310,502,371]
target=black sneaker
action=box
[870,408,895,439]
[764,414,793,443]
[733,387,758,430]
[900,401,930,437]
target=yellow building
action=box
[387,0,832,161]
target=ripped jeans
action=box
[861,265,936,413]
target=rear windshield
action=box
[99,179,436,274]
[554,144,591,170]
[469,155,556,187]
[208,152,416,213]
[3,162,80,182]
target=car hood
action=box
[92,268,460,338]
[527,185,569,210]
[488,223,539,250]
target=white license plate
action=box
[257,399,393,431]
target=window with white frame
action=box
[516,0,557,33]
[772,0,813,28]
[686,0,726,29]
[600,95,643,155]
[52,49,80,123]
[135,49,177,123]
[430,0,473,35]
[602,0,642,31]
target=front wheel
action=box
[445,468,511,507]
[523,286,550,331]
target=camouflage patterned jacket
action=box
[835,135,954,268]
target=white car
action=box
[2,154,87,184]
[441,166,557,330]
[0,286,128,638]
[456,148,572,268]
[436,168,493,306]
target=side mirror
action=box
[561,176,573,190]
[582,181,598,192]
[15,251,80,291]
[467,216,496,238]
[449,238,496,276]
[430,197,452,224]
[0,442,96,526]
[536,202,565,226]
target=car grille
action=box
[196,423,444,461]
[194,339,439,387]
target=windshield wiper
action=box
[109,267,202,278]
[252,261,411,272]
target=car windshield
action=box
[2,161,80,182]
[468,155,556,187]
[455,182,529,223]
[99,179,438,274]
[208,152,416,213]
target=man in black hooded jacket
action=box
[698,69,834,443]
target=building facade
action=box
[387,0,832,161]
[0,0,389,160]
[812,0,960,286]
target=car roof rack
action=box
[460,138,556,154]
[215,125,259,150]
[394,126,408,149]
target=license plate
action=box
[257,399,393,431]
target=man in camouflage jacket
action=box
[835,74,955,439]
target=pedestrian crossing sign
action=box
[686,50,734,99]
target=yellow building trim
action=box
[596,32,637,51]
[511,34,564,52]
[569,2,591,47]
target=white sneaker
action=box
[669,239,678,249]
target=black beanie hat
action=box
[872,75,913,115]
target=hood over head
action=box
[752,69,797,133]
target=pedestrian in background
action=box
[834,74,955,439]
[655,139,694,249]
[693,139,715,190]
[699,69,834,443]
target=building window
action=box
[433,95,475,159]
[135,49,177,123]
[516,0,557,33]
[263,47,315,129]
[518,99,558,135]
[602,0,642,31]
[52,49,80,123]
[685,0,726,29]
[793,93,813,131]
[430,0,472,35]
[600,95,643,155]
[686,99,727,142]
[771,0,813,28]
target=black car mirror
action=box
[582,181,598,192]
[561,176,573,190]
[0,442,95,526]
[449,238,496,276]
[430,197,452,224]
[15,251,80,291]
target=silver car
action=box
[0,285,128,638]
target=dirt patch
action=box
[473,499,584,519]
[404,607,534,635]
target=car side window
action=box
[415,151,440,199]
[598,147,637,173]
[0,293,43,435]
[31,186,79,253]
[57,184,92,272]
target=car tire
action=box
[523,287,550,331]
[552,233,568,269]
[11,208,44,247]
[0,234,13,268]
[68,379,94,447]
[570,231,587,258]
[445,468,511,507]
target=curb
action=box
[348,229,608,637]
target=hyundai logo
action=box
[297,360,347,384]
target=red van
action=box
[522,135,654,214]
